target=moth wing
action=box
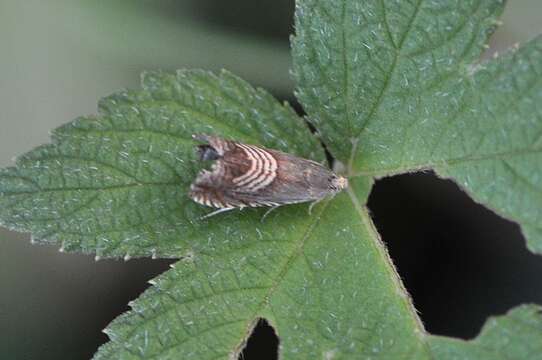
[222,152,322,207]
[245,151,334,204]
[189,159,247,208]
[190,139,282,208]
[190,135,334,210]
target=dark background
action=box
[1,1,541,359]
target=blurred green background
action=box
[0,1,541,359]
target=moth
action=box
[189,134,348,219]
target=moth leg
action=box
[200,207,235,220]
[260,205,280,223]
[308,199,323,215]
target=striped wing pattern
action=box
[189,137,280,209]
[232,143,277,192]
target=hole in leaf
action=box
[367,171,542,339]
[239,318,279,360]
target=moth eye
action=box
[197,145,220,161]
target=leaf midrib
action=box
[353,0,424,142]
[230,201,332,358]
[0,181,178,196]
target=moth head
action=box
[197,144,220,161]
[193,133,232,159]
[329,174,348,192]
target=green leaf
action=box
[0,70,322,259]
[293,0,505,163]
[95,181,433,359]
[293,0,542,253]
[429,305,542,360]
[434,38,542,253]
[1,70,429,358]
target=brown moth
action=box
[189,134,348,219]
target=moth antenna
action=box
[200,207,235,220]
[308,198,324,215]
[192,133,210,142]
[260,205,280,223]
